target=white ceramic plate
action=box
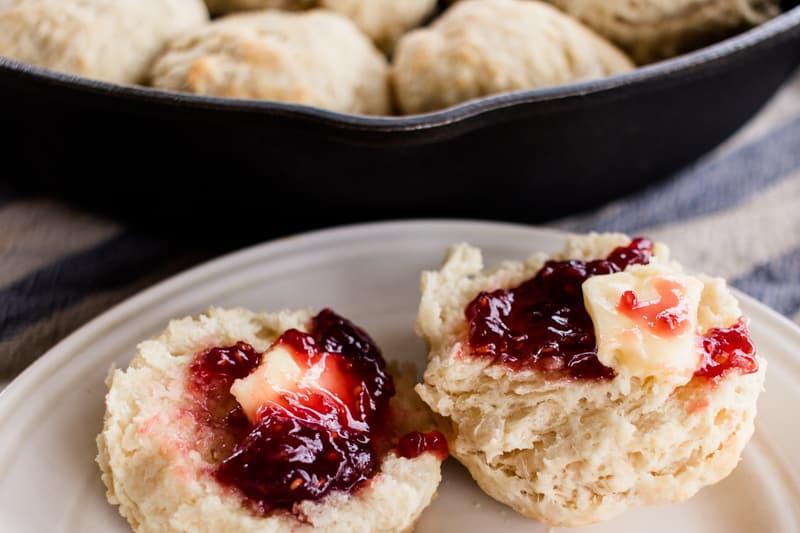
[1,221,799,533]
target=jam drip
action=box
[188,309,395,514]
[465,238,654,379]
[216,408,377,510]
[696,318,758,379]
[397,431,449,461]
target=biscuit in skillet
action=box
[150,10,391,114]
[202,0,438,52]
[542,0,781,64]
[0,0,208,84]
[391,0,634,114]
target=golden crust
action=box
[0,0,208,84]
[149,10,390,114]
[392,0,634,114]
[543,0,781,64]
[201,0,437,52]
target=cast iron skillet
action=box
[1,2,800,240]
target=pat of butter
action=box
[582,264,703,382]
[230,345,303,423]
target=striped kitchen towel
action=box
[1,70,800,384]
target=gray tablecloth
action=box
[2,70,800,387]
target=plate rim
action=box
[1,218,799,424]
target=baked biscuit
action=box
[392,0,634,114]
[0,0,208,84]
[416,233,765,526]
[202,0,437,52]
[98,307,445,533]
[319,0,438,52]
[150,9,391,114]
[542,0,781,64]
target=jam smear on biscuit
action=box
[696,318,758,380]
[465,237,758,381]
[465,238,654,379]
[397,431,449,461]
[189,342,262,459]
[188,309,395,514]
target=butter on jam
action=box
[230,345,303,423]
[230,338,368,431]
[464,238,654,380]
[188,309,396,514]
[464,237,758,384]
[583,264,703,382]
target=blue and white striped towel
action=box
[2,69,800,386]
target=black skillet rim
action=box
[1,4,799,133]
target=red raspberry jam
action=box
[617,278,692,337]
[187,309,395,514]
[189,342,262,460]
[397,431,449,461]
[696,318,758,380]
[465,238,654,379]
